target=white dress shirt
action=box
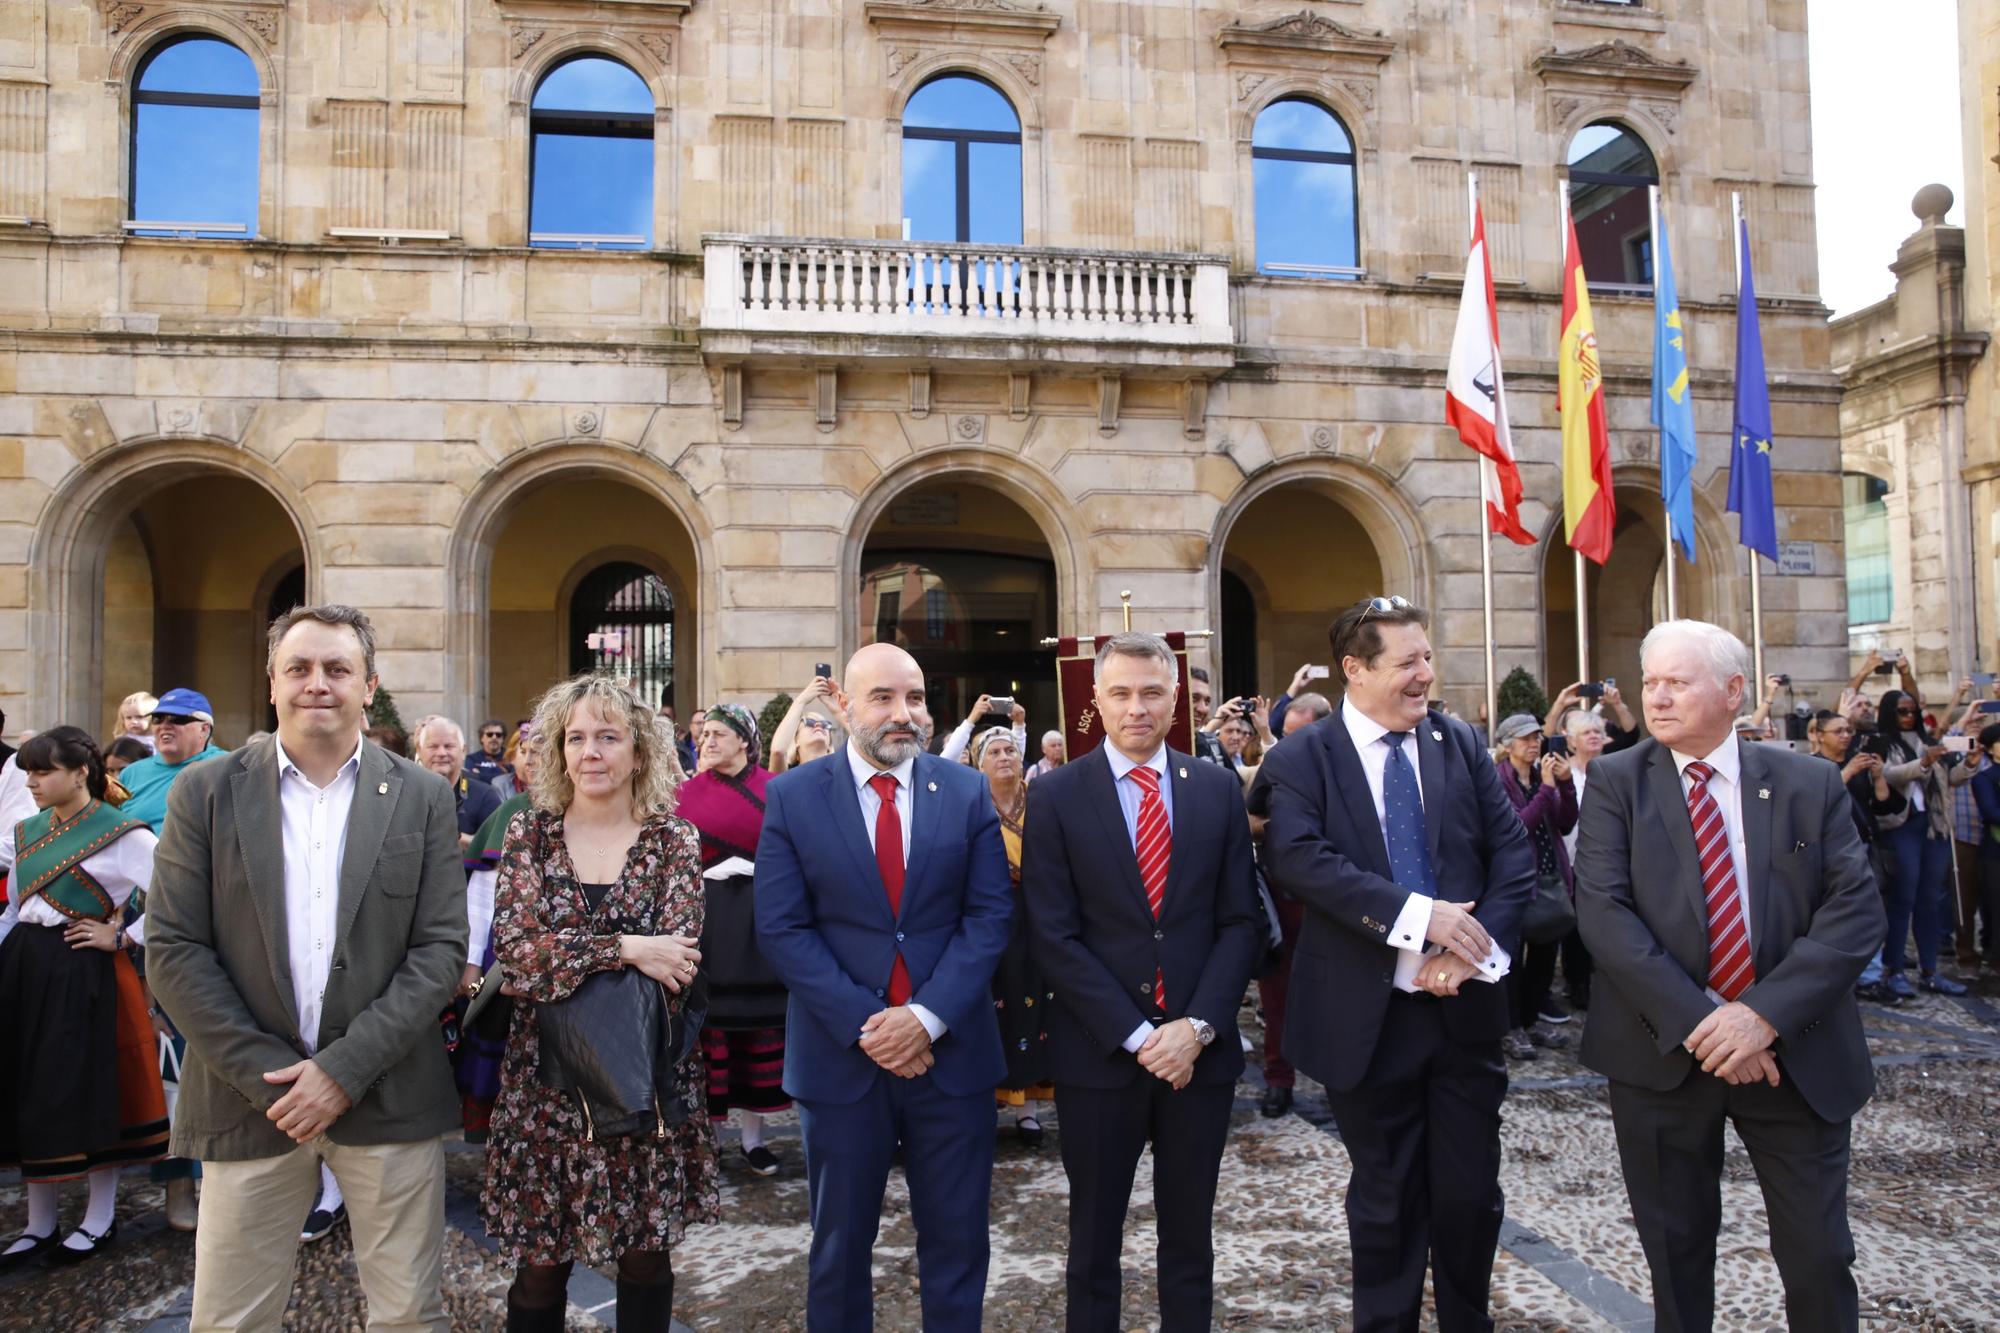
[1102,744,1177,1052]
[276,736,363,1051]
[844,741,943,1040]
[0,811,156,949]
[466,866,497,966]
[1562,761,1590,862]
[1670,738,1755,1003]
[1340,699,1508,992]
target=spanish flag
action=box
[1558,214,1616,564]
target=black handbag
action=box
[536,968,708,1140]
[1521,871,1577,946]
[700,871,788,1028]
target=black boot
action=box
[505,1294,566,1333]
[616,1276,676,1333]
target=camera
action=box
[1978,701,2000,715]
[1874,649,1902,675]
[986,696,1016,714]
[1576,682,1606,700]
[1305,665,1330,680]
[1774,674,1791,686]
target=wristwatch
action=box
[1185,1017,1216,1046]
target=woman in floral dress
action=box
[482,674,720,1332]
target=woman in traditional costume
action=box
[968,726,1054,1143]
[0,726,168,1266]
[677,703,791,1175]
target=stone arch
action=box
[445,442,713,726]
[507,33,673,109]
[507,39,672,249]
[110,16,281,239]
[886,55,1046,243]
[1553,107,1677,188]
[28,440,318,737]
[1207,456,1431,688]
[840,449,1085,668]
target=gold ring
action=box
[1434,971,1448,984]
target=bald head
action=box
[845,642,933,769]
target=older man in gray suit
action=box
[148,605,465,1332]
[1574,619,1884,1333]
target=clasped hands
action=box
[263,1058,353,1144]
[860,1006,934,1078]
[1137,1018,1202,1090]
[1684,1001,1781,1087]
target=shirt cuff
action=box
[1120,1020,1154,1053]
[907,1002,947,1042]
[1389,893,1432,952]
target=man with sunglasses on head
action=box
[1262,595,1533,1333]
[118,688,231,833]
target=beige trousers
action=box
[190,1135,449,1333]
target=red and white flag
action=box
[1446,203,1533,545]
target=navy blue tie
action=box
[1380,733,1437,898]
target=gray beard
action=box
[859,724,926,767]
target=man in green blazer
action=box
[148,604,466,1332]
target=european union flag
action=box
[1651,208,1698,563]
[1726,215,1777,561]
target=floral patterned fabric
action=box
[481,806,722,1266]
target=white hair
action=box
[1639,619,1751,692]
[1564,708,1607,737]
[1041,730,1064,746]
[415,716,464,747]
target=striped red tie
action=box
[1128,765,1170,1011]
[1684,761,1753,1001]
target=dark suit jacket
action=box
[754,749,1013,1104]
[1020,745,1263,1089]
[1973,764,2000,864]
[1573,737,1885,1122]
[1260,707,1535,1092]
[146,738,467,1160]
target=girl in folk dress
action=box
[969,726,1055,1144]
[0,727,169,1268]
[481,676,720,1333]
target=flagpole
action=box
[1467,171,1500,736]
[1732,189,1767,684]
[1560,187,1591,685]
[1652,184,1679,621]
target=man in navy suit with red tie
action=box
[754,642,1014,1331]
[1022,632,1264,1331]
[1261,597,1534,1332]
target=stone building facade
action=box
[0,0,1845,742]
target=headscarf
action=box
[967,725,1017,768]
[705,702,761,760]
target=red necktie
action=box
[869,773,912,1006]
[1128,765,1171,1011]
[1685,761,1753,1001]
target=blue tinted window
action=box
[1251,99,1358,279]
[529,57,654,249]
[130,37,259,236]
[1568,121,1656,286]
[901,75,1021,245]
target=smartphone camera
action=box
[1775,674,1791,686]
[1576,682,1606,700]
[814,662,833,679]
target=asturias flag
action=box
[1650,206,1698,563]
[1726,215,1778,561]
[1445,200,1534,545]
[1559,213,1616,565]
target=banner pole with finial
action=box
[1120,590,1133,632]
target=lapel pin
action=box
[1431,730,1443,742]
[1758,788,1770,800]
[377,782,389,795]
[927,781,937,792]
[1178,766,1188,779]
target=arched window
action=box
[529,56,654,249]
[1567,121,1657,288]
[901,75,1022,245]
[570,561,675,703]
[1252,99,1359,279]
[130,36,260,237]
[1842,473,1892,625]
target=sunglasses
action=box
[481,730,505,738]
[153,714,199,726]
[1359,595,1413,622]
[800,717,833,731]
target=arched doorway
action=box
[480,476,699,724]
[1541,482,1718,703]
[1216,481,1388,699]
[856,479,1059,735]
[88,473,306,743]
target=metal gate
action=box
[569,561,675,709]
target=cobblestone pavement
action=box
[3,977,1998,1332]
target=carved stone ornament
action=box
[164,407,195,432]
[99,1,148,35]
[1532,40,1698,100]
[1002,50,1042,87]
[1311,425,1335,451]
[1235,71,1269,102]
[241,10,277,45]
[902,0,1049,11]
[886,46,919,77]
[510,27,546,59]
[1217,10,1394,62]
[1550,94,1585,126]
[573,410,600,436]
[635,33,673,67]
[1560,39,1686,69]
[954,414,985,441]
[1339,78,1377,112]
[1647,98,1679,134]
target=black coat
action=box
[1260,706,1534,1092]
[1021,745,1263,1090]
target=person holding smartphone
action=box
[1944,677,2000,966]
[1870,689,1975,996]
[1970,722,2000,971]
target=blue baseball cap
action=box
[149,688,214,724]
